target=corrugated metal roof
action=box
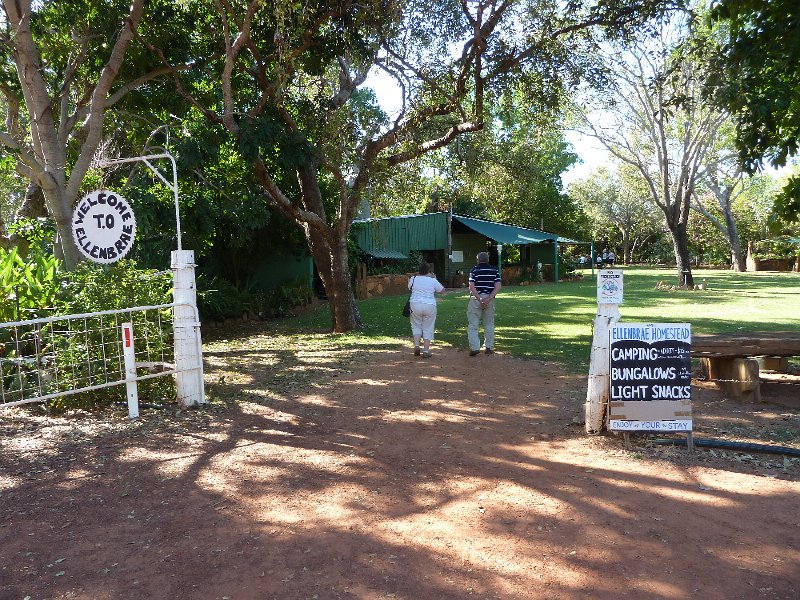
[452,214,559,244]
[354,212,448,256]
[354,212,585,256]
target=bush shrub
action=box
[750,237,800,261]
[44,261,175,413]
[59,259,172,313]
[0,219,63,322]
[196,274,252,321]
[1,255,176,414]
[250,279,313,319]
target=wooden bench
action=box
[692,332,800,402]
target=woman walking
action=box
[408,262,446,358]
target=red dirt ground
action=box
[1,344,799,599]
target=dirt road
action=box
[2,343,799,599]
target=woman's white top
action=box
[408,275,444,305]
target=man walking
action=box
[467,251,501,356]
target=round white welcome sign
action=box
[71,189,137,264]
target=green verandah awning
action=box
[451,214,582,244]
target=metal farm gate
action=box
[0,252,204,417]
[1,152,204,417]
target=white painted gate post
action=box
[122,322,139,419]
[172,249,205,408]
[585,303,621,434]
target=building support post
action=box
[554,240,559,284]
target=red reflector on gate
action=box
[124,327,131,348]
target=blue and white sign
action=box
[597,269,623,304]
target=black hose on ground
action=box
[654,438,800,457]
[113,401,169,410]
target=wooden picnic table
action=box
[692,331,800,402]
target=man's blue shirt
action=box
[469,264,500,295]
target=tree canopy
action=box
[708,0,800,222]
[2,0,695,331]
[0,0,193,265]
[140,0,684,330]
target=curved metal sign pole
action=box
[98,153,182,251]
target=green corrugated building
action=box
[354,212,586,285]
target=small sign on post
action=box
[121,322,139,419]
[597,269,624,304]
[585,270,623,433]
[608,323,692,432]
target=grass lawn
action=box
[278,266,800,371]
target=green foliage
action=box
[749,238,800,261]
[7,217,55,250]
[0,158,25,223]
[250,280,314,319]
[687,207,732,266]
[44,365,176,414]
[774,177,800,226]
[707,0,800,221]
[363,250,423,276]
[347,230,366,276]
[364,160,432,217]
[370,95,583,236]
[59,260,172,313]
[238,115,314,169]
[0,221,63,322]
[636,237,676,265]
[196,275,252,322]
[196,275,315,321]
[0,257,175,413]
[43,261,174,412]
[0,247,61,322]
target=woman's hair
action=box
[418,262,430,275]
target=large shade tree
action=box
[582,18,725,286]
[368,94,581,237]
[144,0,682,331]
[443,95,581,237]
[691,126,751,271]
[568,165,662,263]
[0,0,187,267]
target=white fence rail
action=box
[0,303,200,411]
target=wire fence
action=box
[0,303,198,409]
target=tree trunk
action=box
[619,226,631,265]
[2,0,145,270]
[328,242,362,332]
[41,177,83,269]
[669,221,694,287]
[305,227,362,332]
[724,209,746,271]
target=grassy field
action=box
[279,266,800,371]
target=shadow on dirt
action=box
[1,339,799,599]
